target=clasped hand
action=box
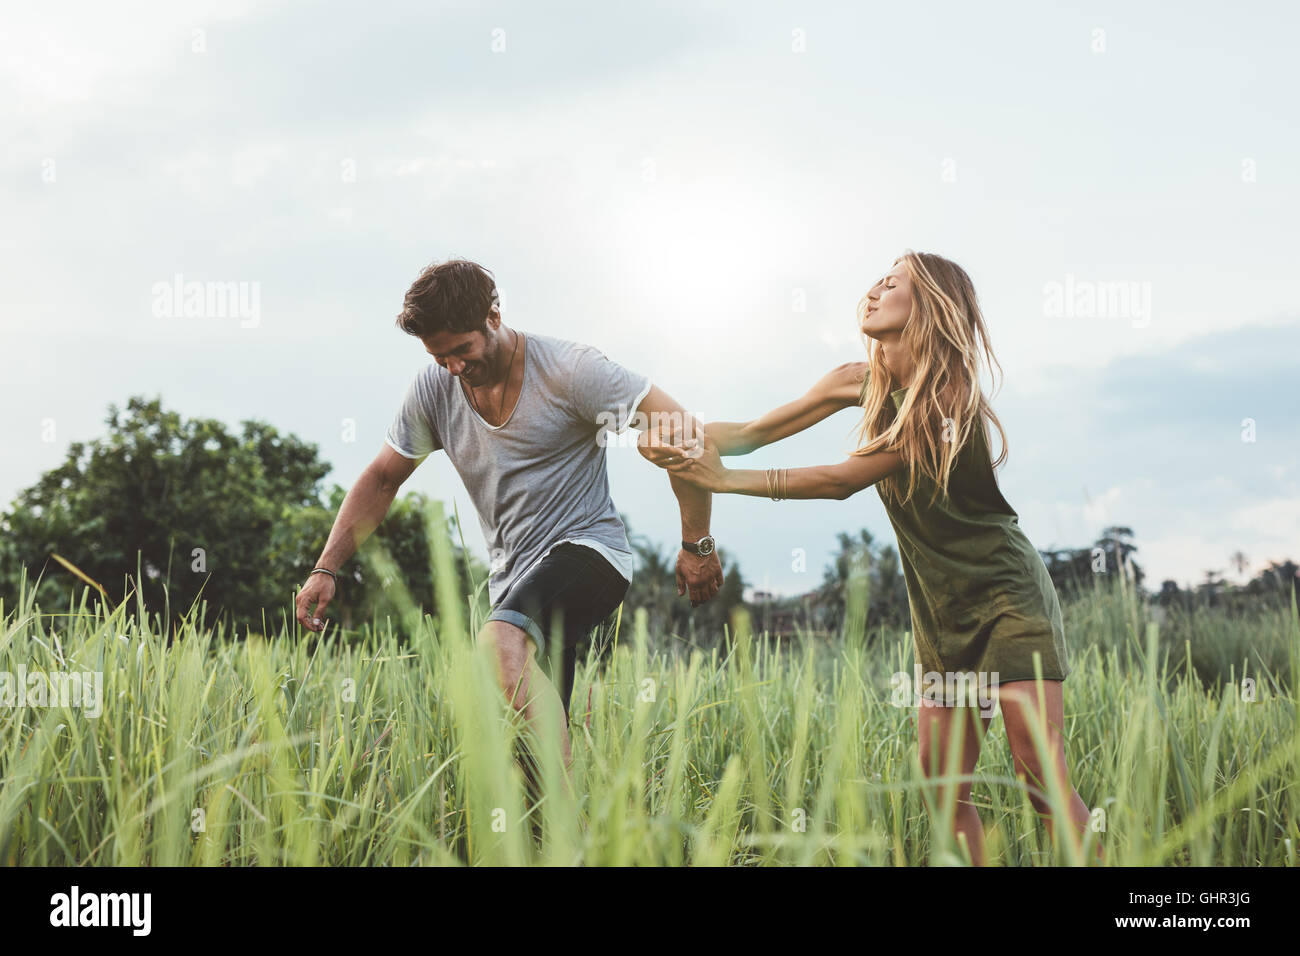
[639,421,727,492]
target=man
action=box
[294,258,721,765]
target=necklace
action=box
[466,328,521,424]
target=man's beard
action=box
[466,333,503,383]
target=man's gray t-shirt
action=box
[385,332,652,606]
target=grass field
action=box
[1,549,1297,867]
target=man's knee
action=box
[479,620,537,706]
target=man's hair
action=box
[395,259,499,338]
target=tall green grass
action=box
[1,526,1296,866]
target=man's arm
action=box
[294,445,420,632]
[634,384,724,606]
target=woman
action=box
[646,250,1097,865]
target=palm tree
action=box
[820,529,873,635]
[1096,526,1144,588]
[622,518,681,640]
[1230,550,1249,578]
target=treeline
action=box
[0,396,754,639]
[3,397,1292,643]
[1038,524,1297,611]
[737,524,1297,641]
[0,397,488,635]
[740,529,911,639]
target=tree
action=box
[276,486,491,633]
[622,526,680,640]
[1095,525,1144,589]
[1252,560,1299,597]
[1157,579,1184,608]
[621,515,747,648]
[1039,547,1094,593]
[815,530,909,635]
[1199,569,1226,605]
[691,551,747,644]
[0,396,482,635]
[1229,550,1250,578]
[1149,559,1296,613]
[1039,526,1145,596]
[871,543,911,628]
[820,529,873,633]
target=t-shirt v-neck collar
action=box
[459,331,527,430]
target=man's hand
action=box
[630,384,719,606]
[657,432,729,492]
[637,414,700,468]
[296,445,417,635]
[677,549,723,606]
[295,572,337,633]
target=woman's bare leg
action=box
[917,698,993,865]
[998,679,1100,863]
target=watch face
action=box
[697,536,715,556]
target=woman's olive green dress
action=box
[880,387,1070,685]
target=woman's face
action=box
[860,262,912,340]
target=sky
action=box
[2,0,1297,597]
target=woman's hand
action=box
[659,430,730,492]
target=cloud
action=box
[3,0,1298,599]
[1001,320,1300,586]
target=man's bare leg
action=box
[478,620,573,776]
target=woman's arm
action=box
[718,452,904,500]
[659,430,904,500]
[706,361,869,456]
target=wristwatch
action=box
[682,535,716,557]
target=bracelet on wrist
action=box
[767,466,787,501]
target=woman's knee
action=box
[917,705,983,774]
[1008,744,1060,811]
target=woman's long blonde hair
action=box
[851,250,1008,506]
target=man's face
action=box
[422,317,498,384]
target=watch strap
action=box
[681,536,715,556]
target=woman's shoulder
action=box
[817,361,870,405]
[829,361,869,384]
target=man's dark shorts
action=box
[486,542,629,719]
